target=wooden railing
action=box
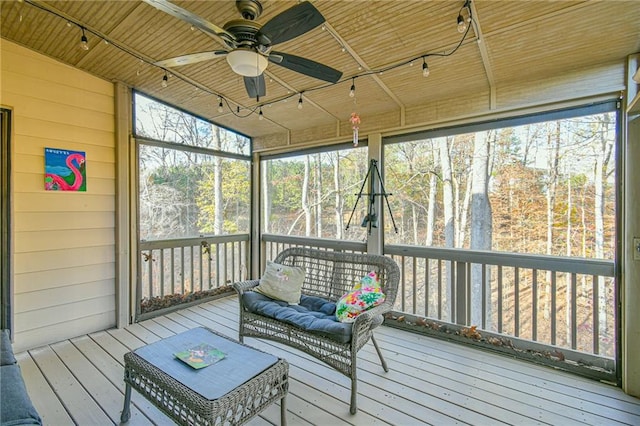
[262,234,366,259]
[385,245,616,359]
[138,234,249,305]
[138,233,616,370]
[262,235,615,361]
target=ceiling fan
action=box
[143,0,343,99]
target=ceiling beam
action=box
[323,22,406,122]
[469,1,496,109]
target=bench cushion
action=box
[1,329,17,366]
[243,292,352,343]
[0,365,42,425]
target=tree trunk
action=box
[303,156,312,236]
[459,170,472,248]
[262,161,271,234]
[594,115,612,340]
[412,203,419,245]
[438,136,454,320]
[470,131,492,326]
[213,127,224,286]
[544,122,560,323]
[316,153,323,237]
[334,153,343,239]
[426,144,438,246]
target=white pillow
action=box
[255,261,306,304]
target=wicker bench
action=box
[233,247,400,414]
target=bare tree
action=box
[316,153,323,237]
[593,114,614,340]
[262,162,271,233]
[213,127,223,235]
[438,136,454,320]
[333,153,344,239]
[303,156,312,236]
[470,131,493,326]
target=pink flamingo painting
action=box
[44,149,86,191]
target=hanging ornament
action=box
[350,112,361,146]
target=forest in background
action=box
[133,94,618,357]
[264,113,616,261]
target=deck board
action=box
[15,351,75,425]
[16,295,640,426]
[28,345,113,425]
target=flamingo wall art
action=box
[44,148,86,192]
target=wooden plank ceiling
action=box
[1,0,639,140]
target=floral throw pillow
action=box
[336,271,386,323]
[255,261,306,304]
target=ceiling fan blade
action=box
[269,51,342,84]
[244,75,266,99]
[142,0,236,45]
[257,1,325,46]
[154,50,227,68]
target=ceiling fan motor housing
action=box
[236,0,263,20]
[223,19,262,49]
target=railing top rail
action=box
[384,244,614,276]
[261,234,367,253]
[140,234,250,250]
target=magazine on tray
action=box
[174,343,225,369]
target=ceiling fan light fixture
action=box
[226,49,268,77]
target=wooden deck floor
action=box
[15,296,640,425]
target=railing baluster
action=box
[571,272,577,350]
[497,265,503,334]
[424,257,429,318]
[231,242,236,283]
[159,249,165,297]
[171,248,175,295]
[551,271,557,346]
[481,264,487,330]
[190,245,195,293]
[147,250,153,299]
[215,242,221,288]
[532,269,538,341]
[593,274,599,354]
[207,242,212,289]
[400,255,406,313]
[437,259,442,320]
[198,244,203,292]
[224,242,229,286]
[180,246,185,294]
[466,262,471,326]
[412,256,417,314]
[514,266,520,337]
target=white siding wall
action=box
[0,40,116,352]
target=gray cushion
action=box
[1,329,17,366]
[243,292,352,343]
[0,365,42,425]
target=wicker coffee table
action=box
[120,327,288,425]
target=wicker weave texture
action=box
[122,330,288,425]
[276,248,400,304]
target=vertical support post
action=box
[367,133,383,255]
[252,152,262,279]
[623,53,640,396]
[115,82,131,327]
[455,261,468,325]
